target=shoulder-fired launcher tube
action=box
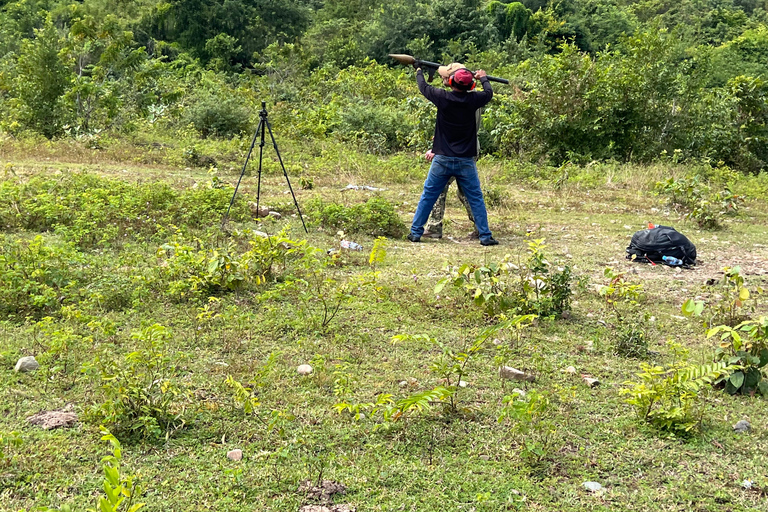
[389,54,509,85]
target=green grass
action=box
[1,137,768,511]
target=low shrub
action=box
[182,92,251,139]
[87,324,188,441]
[435,239,573,318]
[0,235,86,319]
[708,316,768,396]
[621,342,735,434]
[654,175,744,229]
[305,197,406,237]
[0,173,250,248]
[157,229,302,302]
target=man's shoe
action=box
[480,237,499,246]
[407,233,421,243]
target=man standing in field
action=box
[407,62,498,246]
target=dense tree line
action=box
[0,0,767,170]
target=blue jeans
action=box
[410,155,492,242]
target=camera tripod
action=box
[223,101,308,233]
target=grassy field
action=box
[1,137,768,512]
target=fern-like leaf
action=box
[394,386,453,416]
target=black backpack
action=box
[626,225,697,265]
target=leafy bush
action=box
[88,324,188,441]
[337,101,408,154]
[708,316,768,396]
[654,175,744,229]
[334,386,454,423]
[498,389,560,466]
[597,267,651,358]
[157,230,301,301]
[90,429,145,512]
[0,235,86,318]
[0,234,157,319]
[435,239,572,318]
[0,431,22,470]
[258,245,383,331]
[305,197,406,237]
[683,266,761,327]
[182,91,251,139]
[621,343,734,434]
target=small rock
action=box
[583,377,601,388]
[479,454,490,461]
[742,479,753,489]
[297,364,313,376]
[583,481,603,492]
[458,380,468,388]
[563,366,577,374]
[512,388,526,397]
[27,410,78,430]
[268,211,281,219]
[398,380,408,388]
[734,420,751,433]
[248,203,271,217]
[15,356,39,372]
[227,449,243,461]
[499,366,535,382]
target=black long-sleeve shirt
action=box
[417,69,493,158]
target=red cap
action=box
[453,68,474,87]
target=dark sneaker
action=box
[480,237,499,246]
[423,230,443,239]
[407,233,421,243]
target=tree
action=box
[15,18,71,137]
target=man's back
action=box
[416,70,492,158]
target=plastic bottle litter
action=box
[340,240,363,251]
[662,255,683,266]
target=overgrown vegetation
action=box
[435,238,572,318]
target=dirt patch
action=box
[298,480,353,511]
[27,410,78,430]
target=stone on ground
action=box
[15,356,39,372]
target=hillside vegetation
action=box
[0,0,767,170]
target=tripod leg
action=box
[224,118,263,225]
[264,119,309,233]
[256,111,267,224]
